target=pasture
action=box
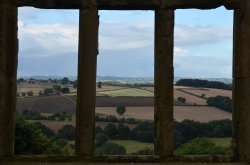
[207,137,232,148]
[97,88,154,97]
[110,140,154,154]
[108,138,231,155]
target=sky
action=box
[18,7,233,78]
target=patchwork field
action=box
[17,84,232,133]
[174,89,207,105]
[142,86,232,105]
[178,88,232,99]
[17,82,53,94]
[17,82,77,94]
[18,95,229,122]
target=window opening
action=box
[94,10,155,156]
[173,7,233,156]
[16,7,79,156]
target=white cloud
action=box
[174,47,189,57]
[175,24,232,46]
[18,21,78,57]
[99,21,154,50]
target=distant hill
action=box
[18,75,77,81]
[17,75,232,85]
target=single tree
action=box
[61,87,70,94]
[97,81,102,88]
[44,88,54,96]
[27,91,33,96]
[61,77,69,84]
[17,78,25,84]
[53,85,61,91]
[22,92,26,97]
[39,90,43,96]
[177,97,186,103]
[116,106,126,116]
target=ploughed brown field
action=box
[96,106,232,122]
[16,95,187,113]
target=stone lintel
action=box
[17,0,239,10]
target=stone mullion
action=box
[0,0,18,158]
[76,1,99,157]
[154,9,174,158]
[232,0,250,161]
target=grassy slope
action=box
[207,137,232,147]
[97,88,154,97]
[110,140,154,154]
[110,138,232,155]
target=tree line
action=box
[175,79,232,90]
[20,110,73,121]
[207,96,232,112]
[15,114,232,155]
[95,119,232,148]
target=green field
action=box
[97,88,153,97]
[110,140,154,154]
[110,138,231,155]
[207,137,232,147]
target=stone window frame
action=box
[1,0,250,163]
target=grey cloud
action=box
[18,51,78,76]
